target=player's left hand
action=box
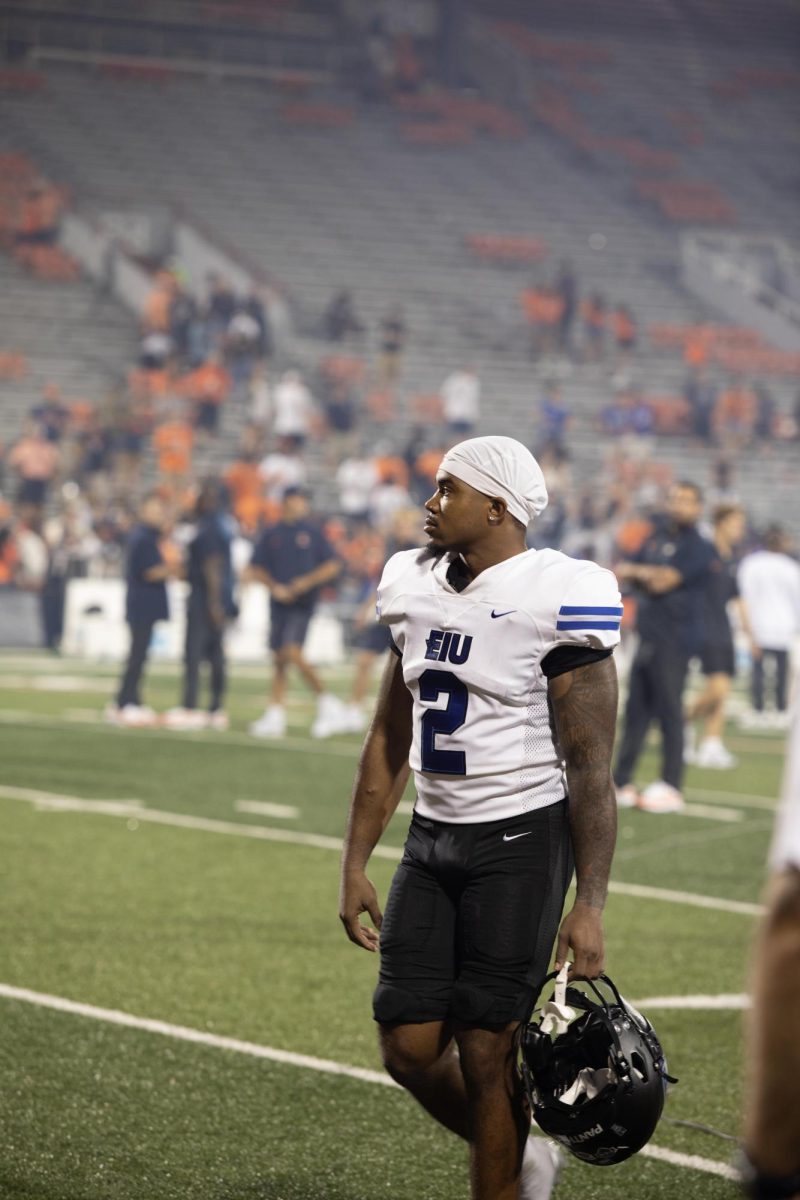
[554,902,605,980]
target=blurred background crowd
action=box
[0,0,798,719]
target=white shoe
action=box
[637,780,685,814]
[162,707,208,731]
[249,706,286,738]
[520,1138,563,1200]
[615,784,639,809]
[683,724,697,764]
[118,704,157,727]
[207,711,230,732]
[342,702,368,733]
[739,709,768,730]
[695,737,737,769]
[311,692,349,739]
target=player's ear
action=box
[487,497,507,525]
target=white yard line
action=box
[632,994,750,1010]
[0,981,738,1182]
[0,710,360,758]
[607,880,763,917]
[686,788,778,812]
[235,800,301,820]
[682,803,743,823]
[0,789,765,916]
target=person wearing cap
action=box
[339,436,621,1200]
[247,487,343,739]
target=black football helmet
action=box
[518,971,676,1166]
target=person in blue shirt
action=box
[614,481,715,813]
[247,486,342,739]
[164,479,237,732]
[110,492,173,726]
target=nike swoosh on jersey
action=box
[491,609,516,618]
[502,830,532,841]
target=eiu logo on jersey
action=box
[424,629,473,664]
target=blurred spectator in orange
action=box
[180,353,231,438]
[324,289,364,342]
[8,422,60,506]
[153,412,194,488]
[440,366,481,437]
[0,525,18,585]
[521,285,564,358]
[143,271,177,334]
[683,325,713,371]
[377,308,407,386]
[611,304,637,365]
[224,445,265,534]
[581,293,607,361]
[712,378,758,450]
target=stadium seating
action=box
[0,30,797,533]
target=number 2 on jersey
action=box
[419,668,468,775]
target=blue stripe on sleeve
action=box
[556,620,621,631]
[558,605,624,615]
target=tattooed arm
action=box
[548,655,619,979]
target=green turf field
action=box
[0,652,787,1200]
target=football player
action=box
[339,436,620,1200]
[741,676,800,1200]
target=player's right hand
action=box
[339,872,383,952]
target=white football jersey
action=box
[376,547,622,823]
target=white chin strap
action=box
[538,961,575,1037]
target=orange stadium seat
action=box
[465,233,548,264]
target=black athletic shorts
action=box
[373,800,573,1028]
[699,639,735,677]
[269,601,313,652]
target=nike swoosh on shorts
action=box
[502,830,532,841]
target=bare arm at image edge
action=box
[549,654,619,980]
[339,653,412,952]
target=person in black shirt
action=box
[109,493,173,726]
[684,504,746,769]
[614,482,715,813]
[247,487,342,739]
[164,479,236,732]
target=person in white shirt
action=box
[336,453,381,521]
[339,436,620,1200]
[272,370,315,446]
[440,367,481,437]
[741,670,800,1199]
[258,437,308,504]
[738,527,800,725]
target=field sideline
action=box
[0,652,788,1200]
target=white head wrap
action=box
[439,435,548,527]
